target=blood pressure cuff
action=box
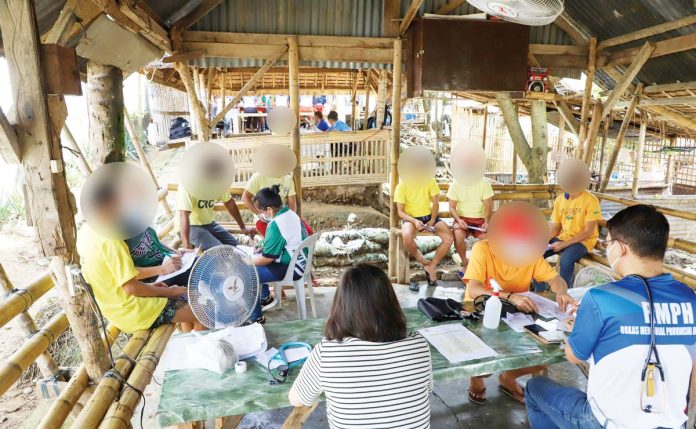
[417,297,463,322]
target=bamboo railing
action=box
[0,271,53,329]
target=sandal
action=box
[467,386,487,405]
[424,270,438,286]
[498,383,525,404]
[409,282,420,292]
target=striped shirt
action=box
[292,333,433,429]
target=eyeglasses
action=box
[600,238,626,248]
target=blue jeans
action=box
[535,238,588,290]
[190,222,239,251]
[248,262,288,321]
[525,377,603,429]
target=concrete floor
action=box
[141,281,587,429]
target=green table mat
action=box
[157,307,565,426]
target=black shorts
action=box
[150,298,188,329]
[403,214,442,226]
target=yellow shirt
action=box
[244,173,296,205]
[393,178,441,218]
[176,186,232,226]
[446,178,494,218]
[463,240,558,301]
[76,225,166,333]
[551,191,602,251]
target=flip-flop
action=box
[498,384,525,404]
[409,282,420,292]
[424,270,438,286]
[467,387,487,405]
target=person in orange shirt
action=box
[544,159,603,288]
[462,202,574,405]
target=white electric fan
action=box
[188,245,260,328]
[569,266,616,301]
[466,0,564,26]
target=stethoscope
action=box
[267,342,312,385]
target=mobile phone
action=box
[524,323,546,337]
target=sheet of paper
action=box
[156,251,197,282]
[535,318,558,331]
[518,292,571,321]
[255,347,279,369]
[466,225,486,232]
[502,312,535,333]
[419,323,498,364]
[254,346,310,370]
[236,245,256,257]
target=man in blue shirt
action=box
[314,111,329,132]
[327,110,351,131]
[525,204,696,429]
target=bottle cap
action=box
[235,361,247,374]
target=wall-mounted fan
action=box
[466,0,564,26]
[188,245,260,329]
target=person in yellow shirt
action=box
[447,177,494,271]
[544,159,603,288]
[394,177,453,284]
[462,202,574,405]
[177,187,255,251]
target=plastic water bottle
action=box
[483,279,503,329]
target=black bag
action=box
[417,297,463,322]
[169,117,192,139]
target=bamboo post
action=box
[61,125,92,175]
[376,69,388,129]
[362,69,371,130]
[0,271,53,329]
[665,135,675,185]
[388,39,403,279]
[0,265,59,378]
[37,325,120,429]
[512,149,518,185]
[597,115,610,177]
[175,63,210,142]
[288,36,302,217]
[99,324,176,429]
[350,70,360,129]
[578,37,597,152]
[0,313,69,396]
[71,330,150,429]
[220,71,227,126]
[481,106,488,149]
[599,84,643,192]
[206,68,215,120]
[582,102,604,165]
[86,62,125,165]
[632,118,648,198]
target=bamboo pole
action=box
[61,125,92,175]
[206,68,215,120]
[0,265,59,379]
[350,70,360,129]
[37,325,121,429]
[362,69,371,130]
[376,69,388,129]
[387,39,403,279]
[288,36,302,217]
[481,106,488,149]
[599,84,643,192]
[71,330,150,429]
[578,37,597,152]
[584,252,696,290]
[0,271,53,329]
[0,312,69,396]
[631,118,647,198]
[512,149,518,184]
[157,218,175,239]
[175,63,209,142]
[593,192,696,221]
[99,324,176,429]
[582,102,603,165]
[665,136,675,184]
[597,115,610,177]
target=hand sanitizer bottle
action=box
[483,279,503,329]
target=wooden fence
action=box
[216,129,390,188]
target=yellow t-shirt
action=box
[551,191,602,251]
[393,178,441,218]
[244,173,296,205]
[176,186,232,226]
[463,240,558,301]
[446,178,494,218]
[76,225,167,333]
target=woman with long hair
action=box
[289,264,433,428]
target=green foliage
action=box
[0,191,25,226]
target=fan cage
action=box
[466,0,564,26]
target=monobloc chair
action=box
[261,234,320,320]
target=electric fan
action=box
[188,245,260,329]
[466,0,564,26]
[569,266,615,301]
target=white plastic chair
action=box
[262,234,320,320]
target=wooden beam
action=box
[88,0,170,52]
[42,0,101,46]
[554,12,589,46]
[601,32,696,68]
[376,69,388,129]
[598,14,696,50]
[60,125,92,175]
[162,49,205,63]
[350,70,359,129]
[642,105,696,131]
[582,102,603,164]
[643,80,696,94]
[288,35,301,216]
[209,47,287,127]
[435,0,466,15]
[0,0,110,382]
[383,0,400,37]
[362,69,371,130]
[599,84,643,192]
[553,101,580,137]
[399,0,424,37]
[600,42,655,119]
[171,0,222,35]
[613,95,696,107]
[578,37,597,145]
[0,104,19,163]
[631,118,647,198]
[86,62,125,165]
[529,44,587,56]
[175,63,210,141]
[529,100,550,183]
[387,38,403,279]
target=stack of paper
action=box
[156,251,197,282]
[502,313,535,333]
[517,292,572,321]
[419,323,498,363]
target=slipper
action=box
[457,270,465,280]
[409,282,420,292]
[424,270,438,286]
[498,384,525,404]
[467,387,487,405]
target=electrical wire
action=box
[431,390,464,429]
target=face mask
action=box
[258,212,273,223]
[607,241,622,273]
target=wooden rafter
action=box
[88,0,171,52]
[0,106,19,163]
[171,0,222,35]
[42,0,101,45]
[600,42,655,118]
[553,12,589,46]
[644,80,696,94]
[399,0,424,37]
[162,50,205,63]
[553,101,581,137]
[598,14,696,50]
[600,31,696,68]
[383,0,400,37]
[435,0,466,15]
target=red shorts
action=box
[256,218,314,237]
[453,217,486,238]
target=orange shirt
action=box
[463,240,558,301]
